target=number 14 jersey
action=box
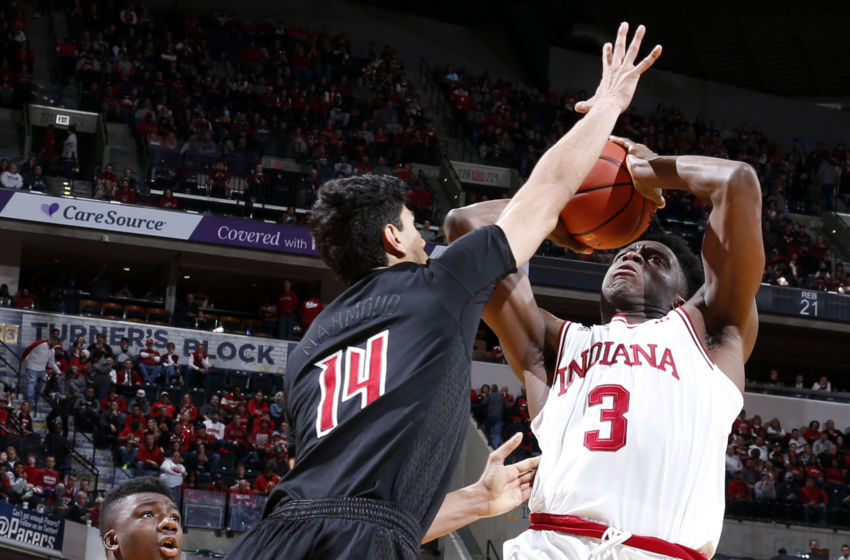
[529,308,742,556]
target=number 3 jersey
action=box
[270,225,516,538]
[530,308,743,555]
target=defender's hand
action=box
[574,23,662,115]
[474,433,540,518]
[608,135,665,209]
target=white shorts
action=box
[504,529,683,560]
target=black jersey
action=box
[269,224,515,538]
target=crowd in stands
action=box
[51,1,440,215]
[0,328,290,526]
[724,410,850,527]
[0,1,34,108]
[435,64,850,293]
[471,383,538,464]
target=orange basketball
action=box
[560,141,654,250]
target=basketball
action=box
[559,141,654,250]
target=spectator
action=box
[186,344,212,393]
[159,451,187,507]
[161,343,181,386]
[726,444,743,476]
[65,491,90,523]
[483,383,506,448]
[135,433,164,478]
[299,293,324,332]
[1,163,24,189]
[26,165,48,192]
[159,188,178,209]
[74,386,100,432]
[138,339,163,384]
[61,125,78,181]
[150,392,176,419]
[114,178,136,203]
[800,477,828,524]
[812,376,832,391]
[276,280,299,340]
[754,472,776,501]
[20,337,62,403]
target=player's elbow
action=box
[728,163,762,205]
[444,208,474,243]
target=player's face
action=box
[399,206,428,264]
[104,493,182,560]
[601,241,683,319]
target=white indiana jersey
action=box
[528,307,742,555]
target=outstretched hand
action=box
[475,433,540,518]
[574,22,662,115]
[608,135,665,209]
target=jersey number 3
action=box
[315,330,389,438]
[583,384,630,451]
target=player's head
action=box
[310,174,425,284]
[600,231,703,322]
[101,477,181,560]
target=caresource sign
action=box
[0,191,319,256]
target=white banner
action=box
[0,308,289,374]
[450,161,512,188]
[0,192,202,239]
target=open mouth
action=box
[158,537,179,557]
[612,264,638,278]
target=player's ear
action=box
[381,223,405,257]
[103,529,119,552]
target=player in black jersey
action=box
[226,22,660,560]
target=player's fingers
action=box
[574,101,590,114]
[608,135,633,150]
[489,432,522,462]
[623,24,645,66]
[602,41,613,69]
[635,45,662,75]
[513,454,541,474]
[612,22,628,66]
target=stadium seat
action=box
[147,307,170,325]
[125,305,147,322]
[79,299,101,317]
[101,302,125,319]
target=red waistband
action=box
[528,513,707,560]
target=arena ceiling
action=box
[369,0,850,99]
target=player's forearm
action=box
[496,100,622,266]
[422,483,488,544]
[639,155,761,205]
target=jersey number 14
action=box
[315,330,389,438]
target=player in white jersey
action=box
[446,136,764,559]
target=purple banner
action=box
[0,189,14,213]
[189,215,319,256]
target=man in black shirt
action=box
[227,22,660,560]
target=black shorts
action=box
[224,496,421,560]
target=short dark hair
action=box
[309,174,408,284]
[640,230,704,299]
[100,477,174,536]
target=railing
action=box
[0,338,21,394]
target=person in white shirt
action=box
[21,338,62,404]
[835,544,850,560]
[0,164,24,189]
[203,410,226,441]
[725,444,743,476]
[159,451,186,506]
[812,376,831,391]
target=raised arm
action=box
[445,200,566,418]
[494,22,661,268]
[618,139,764,388]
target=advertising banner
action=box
[0,191,320,257]
[0,502,64,555]
[0,308,290,374]
[450,161,512,188]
